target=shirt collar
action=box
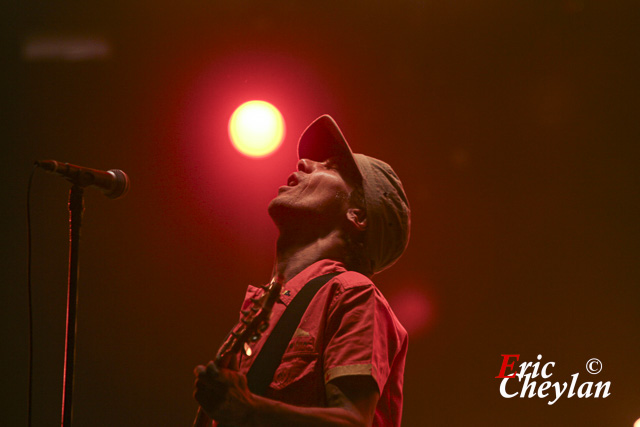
[278,259,347,306]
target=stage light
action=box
[634,417,640,427]
[228,101,285,158]
[389,287,432,336]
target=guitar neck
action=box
[190,278,282,427]
[192,407,210,427]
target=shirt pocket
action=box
[270,336,319,390]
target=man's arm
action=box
[194,362,379,427]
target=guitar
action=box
[192,277,283,427]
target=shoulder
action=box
[326,271,377,306]
[331,270,374,290]
[329,272,407,338]
[330,271,391,311]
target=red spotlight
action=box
[228,100,285,158]
[389,287,433,336]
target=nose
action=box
[297,158,319,173]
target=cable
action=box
[27,164,37,427]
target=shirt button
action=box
[276,369,287,383]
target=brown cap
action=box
[298,115,411,274]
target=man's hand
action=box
[193,361,256,426]
[193,358,380,427]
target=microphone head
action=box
[106,169,130,199]
[35,159,60,172]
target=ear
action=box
[346,208,368,232]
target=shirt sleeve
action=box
[322,272,406,394]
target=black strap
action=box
[246,272,341,396]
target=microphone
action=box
[35,159,130,199]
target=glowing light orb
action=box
[228,101,285,158]
[389,287,432,336]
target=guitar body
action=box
[192,278,282,427]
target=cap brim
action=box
[297,115,363,184]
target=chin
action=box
[267,197,288,223]
[267,198,312,230]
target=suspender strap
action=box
[246,272,341,396]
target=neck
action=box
[272,228,346,283]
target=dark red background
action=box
[3,1,639,426]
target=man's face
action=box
[268,156,355,227]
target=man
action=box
[194,115,411,426]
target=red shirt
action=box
[237,259,408,426]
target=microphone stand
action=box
[34,159,128,425]
[61,184,84,427]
